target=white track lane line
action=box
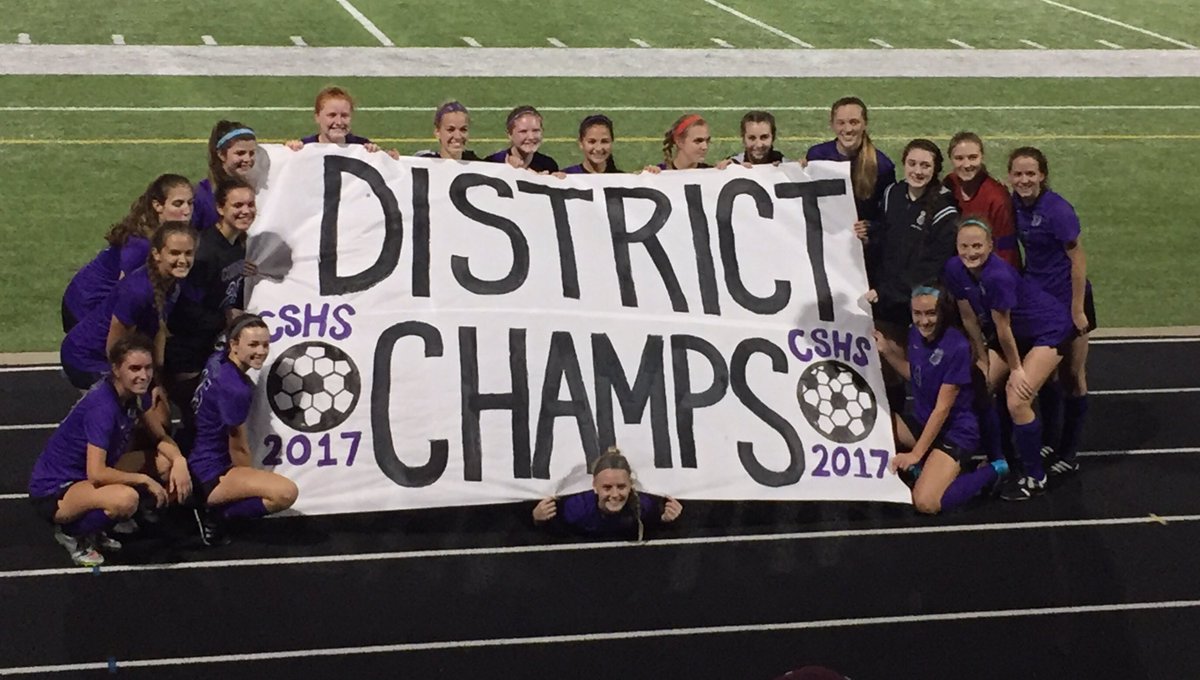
[331,0,394,47]
[1038,0,1198,49]
[699,0,813,48]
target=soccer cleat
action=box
[193,507,230,547]
[53,528,105,567]
[1044,452,1080,477]
[94,533,123,552]
[1000,474,1046,502]
[1040,445,1055,459]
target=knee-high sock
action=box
[63,509,114,537]
[939,465,999,512]
[1038,381,1064,451]
[219,497,268,520]
[998,406,1017,471]
[980,404,1004,462]
[1013,420,1045,480]
[1059,395,1089,461]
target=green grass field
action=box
[2,0,1198,351]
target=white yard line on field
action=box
[699,0,813,48]
[1038,0,1198,49]
[331,0,394,46]
[1020,39,1048,49]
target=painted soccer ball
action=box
[796,360,878,444]
[266,341,361,432]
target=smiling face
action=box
[508,113,543,155]
[112,350,154,397]
[1008,155,1045,202]
[950,140,983,183]
[911,294,939,340]
[315,97,353,144]
[593,467,632,514]
[956,224,993,272]
[675,123,711,168]
[153,184,194,222]
[742,120,774,163]
[831,103,866,155]
[152,232,195,280]
[218,187,256,234]
[903,148,937,191]
[578,123,613,170]
[219,139,257,179]
[229,325,271,371]
[436,110,470,158]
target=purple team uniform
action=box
[1013,189,1095,327]
[191,179,219,232]
[485,149,559,173]
[300,133,372,146]
[557,490,662,539]
[942,254,1073,350]
[61,267,178,379]
[804,140,896,222]
[28,380,151,500]
[188,353,253,486]
[906,325,979,455]
[562,163,621,174]
[61,236,151,331]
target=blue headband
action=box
[958,218,992,235]
[911,285,941,299]
[216,127,256,149]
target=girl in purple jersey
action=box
[561,114,621,174]
[193,121,257,231]
[949,219,1074,500]
[532,447,682,540]
[805,96,896,229]
[1009,147,1092,475]
[486,105,558,172]
[285,86,399,159]
[877,287,1007,514]
[60,221,197,390]
[62,174,193,332]
[29,335,190,566]
[190,315,298,546]
[415,101,481,160]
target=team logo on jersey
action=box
[266,341,361,432]
[796,360,879,444]
[1032,214,1043,227]
[930,348,944,366]
[916,210,926,227]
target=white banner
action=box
[245,144,907,515]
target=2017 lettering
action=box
[810,444,888,478]
[262,432,362,467]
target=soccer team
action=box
[28,86,1092,564]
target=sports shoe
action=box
[898,463,922,489]
[1040,445,1055,460]
[1000,474,1046,502]
[1044,452,1080,477]
[53,528,104,567]
[193,507,230,547]
[111,519,139,535]
[95,533,123,552]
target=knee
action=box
[273,479,299,511]
[108,486,140,519]
[912,491,942,515]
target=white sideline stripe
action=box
[631,38,651,48]
[290,36,307,47]
[699,0,813,48]
[1,513,1196,580]
[1021,39,1048,49]
[4,104,1200,114]
[332,0,394,47]
[869,38,893,49]
[17,33,30,45]
[1090,387,1200,396]
[1097,39,1124,49]
[461,36,481,47]
[948,39,975,49]
[2,599,1198,675]
[1038,0,1198,50]
[547,37,567,48]
[1081,447,1200,457]
[201,35,217,46]
[1092,337,1200,345]
[711,37,734,48]
[111,35,125,46]
[0,365,58,372]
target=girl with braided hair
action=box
[62,174,193,332]
[532,446,682,540]
[644,113,732,172]
[61,221,197,390]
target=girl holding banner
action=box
[805,97,896,229]
[486,105,559,172]
[647,113,730,171]
[562,114,622,174]
[284,86,394,156]
[193,121,257,231]
[943,219,1074,501]
[878,287,1007,514]
[190,314,298,546]
[62,174,194,333]
[532,447,682,540]
[728,110,786,165]
[416,101,481,161]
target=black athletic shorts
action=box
[30,482,73,524]
[197,467,233,504]
[902,414,973,464]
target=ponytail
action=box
[853,132,880,201]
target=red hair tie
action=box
[672,114,703,140]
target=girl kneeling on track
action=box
[189,314,298,546]
[285,86,399,159]
[194,121,257,231]
[943,219,1075,501]
[62,173,193,333]
[877,287,1007,514]
[60,221,197,391]
[29,335,190,566]
[532,447,682,540]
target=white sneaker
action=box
[53,528,104,567]
[95,533,123,552]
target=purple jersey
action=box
[61,267,178,374]
[1013,189,1082,307]
[559,490,661,539]
[300,133,372,145]
[907,325,979,452]
[942,255,995,338]
[947,254,1072,346]
[804,139,896,222]
[188,353,254,484]
[485,149,559,173]
[562,162,621,174]
[62,236,151,321]
[191,179,218,232]
[28,380,151,497]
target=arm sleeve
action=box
[942,338,973,387]
[118,238,150,276]
[217,380,253,428]
[82,400,115,451]
[111,277,152,327]
[985,267,1017,313]
[1053,198,1082,244]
